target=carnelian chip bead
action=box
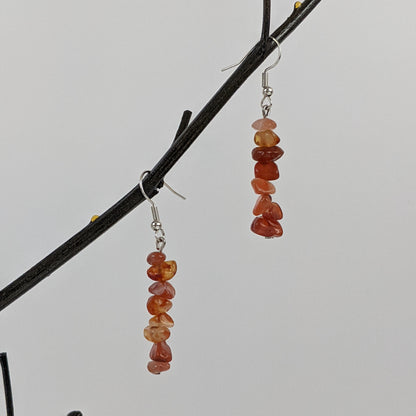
[146,251,166,266]
[251,178,276,195]
[254,162,279,181]
[147,260,177,281]
[147,360,170,375]
[252,146,284,162]
[149,313,174,328]
[149,281,176,299]
[144,325,170,343]
[150,341,173,362]
[251,118,277,131]
[263,202,283,224]
[147,296,172,315]
[254,130,280,147]
[251,217,283,238]
[253,194,272,216]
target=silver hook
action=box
[263,37,281,75]
[221,45,255,72]
[260,37,281,118]
[139,171,185,252]
[221,37,281,73]
[139,171,186,205]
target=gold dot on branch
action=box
[294,1,302,9]
[90,215,99,222]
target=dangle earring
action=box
[250,38,284,238]
[139,171,185,375]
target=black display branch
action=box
[0,1,322,414]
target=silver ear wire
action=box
[138,171,185,252]
[260,37,281,118]
[220,45,255,72]
[220,37,282,118]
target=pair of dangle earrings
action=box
[250,38,284,238]
[139,171,185,375]
[140,38,283,374]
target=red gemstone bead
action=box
[144,325,170,343]
[252,146,284,163]
[253,194,272,216]
[251,178,276,195]
[250,217,283,238]
[149,313,174,328]
[148,281,176,299]
[251,118,277,131]
[263,202,283,224]
[147,296,172,315]
[150,341,173,362]
[147,261,177,281]
[146,251,166,266]
[254,162,279,180]
[147,360,170,374]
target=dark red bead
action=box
[150,341,172,362]
[252,146,284,163]
[250,217,283,238]
[146,251,166,266]
[254,162,279,180]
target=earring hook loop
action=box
[262,37,281,75]
[138,171,185,252]
[139,171,186,203]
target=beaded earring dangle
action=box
[250,38,284,238]
[138,171,185,375]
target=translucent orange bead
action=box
[144,325,170,343]
[150,341,172,362]
[254,130,280,147]
[149,281,176,299]
[149,313,174,328]
[251,178,276,195]
[147,360,170,374]
[146,251,166,266]
[251,118,277,131]
[251,216,283,238]
[147,296,172,315]
[253,194,272,216]
[254,162,279,180]
[147,260,177,281]
[263,202,283,224]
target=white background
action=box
[0,1,415,415]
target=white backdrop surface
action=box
[0,1,415,415]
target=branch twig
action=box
[0,353,14,416]
[261,0,271,43]
[0,0,322,312]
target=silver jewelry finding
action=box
[261,37,281,118]
[138,171,185,252]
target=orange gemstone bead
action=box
[251,118,277,131]
[251,178,276,195]
[147,360,170,374]
[251,216,283,238]
[149,313,174,328]
[254,162,279,180]
[147,296,172,315]
[144,325,170,343]
[147,260,177,281]
[263,202,283,224]
[253,194,272,216]
[254,130,280,147]
[150,341,172,362]
[146,251,166,266]
[252,146,284,163]
[149,281,176,299]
